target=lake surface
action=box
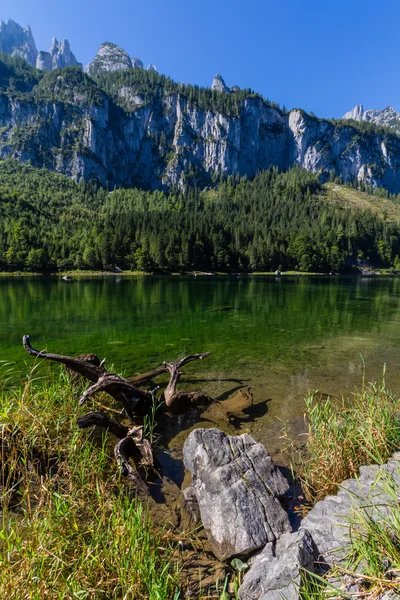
[1,275,400,454]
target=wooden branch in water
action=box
[23,335,106,383]
[78,373,153,419]
[163,353,213,412]
[23,335,153,419]
[22,336,213,489]
[128,352,211,385]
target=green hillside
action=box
[1,158,400,273]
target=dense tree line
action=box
[1,159,400,273]
[93,68,282,116]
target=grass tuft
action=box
[0,364,178,599]
[294,367,400,503]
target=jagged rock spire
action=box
[0,18,37,66]
[211,74,231,93]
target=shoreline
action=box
[0,269,396,278]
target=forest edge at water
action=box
[2,159,400,274]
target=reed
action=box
[297,367,400,502]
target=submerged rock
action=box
[182,428,291,561]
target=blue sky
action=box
[2,0,399,118]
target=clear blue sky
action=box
[2,0,399,118]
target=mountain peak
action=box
[343,104,400,134]
[211,74,231,93]
[0,17,37,66]
[84,42,133,74]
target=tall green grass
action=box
[297,368,400,502]
[345,469,400,592]
[0,363,178,599]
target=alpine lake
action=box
[2,274,400,463]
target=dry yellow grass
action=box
[322,183,400,223]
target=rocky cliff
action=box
[0,18,80,72]
[48,37,81,70]
[343,104,400,134]
[0,19,37,66]
[1,64,400,192]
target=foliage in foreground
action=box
[297,368,400,502]
[0,364,178,599]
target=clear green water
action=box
[2,275,400,451]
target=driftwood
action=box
[22,335,213,494]
[162,354,212,413]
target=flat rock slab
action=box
[182,428,291,561]
[238,529,318,600]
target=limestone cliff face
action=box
[343,104,400,134]
[0,19,37,66]
[84,42,133,74]
[1,78,400,192]
[49,38,81,70]
[36,51,52,71]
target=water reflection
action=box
[1,275,400,440]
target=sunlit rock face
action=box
[36,51,52,71]
[0,19,37,66]
[2,21,400,193]
[84,42,133,74]
[131,57,144,69]
[211,74,231,93]
[343,104,400,134]
[49,38,81,70]
[2,83,400,192]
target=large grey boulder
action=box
[183,428,291,561]
[211,74,231,93]
[238,530,318,600]
[85,42,133,74]
[0,19,37,66]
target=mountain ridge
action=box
[1,57,400,192]
[343,104,400,134]
[1,18,400,193]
